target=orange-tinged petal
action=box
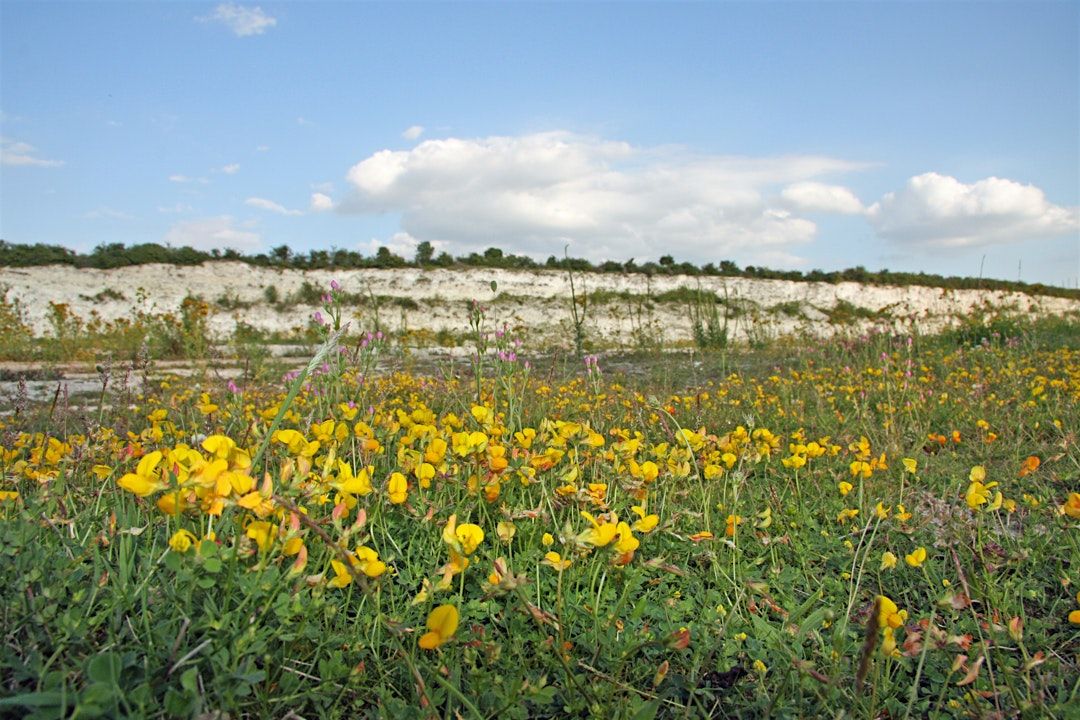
[418,631,442,649]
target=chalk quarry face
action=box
[1,262,1074,349]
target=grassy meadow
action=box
[1,282,1079,719]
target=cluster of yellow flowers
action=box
[2,336,1078,657]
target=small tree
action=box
[415,241,434,266]
[373,246,406,268]
[271,244,293,267]
[483,247,504,266]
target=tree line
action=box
[0,239,1075,299]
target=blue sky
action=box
[2,1,1077,285]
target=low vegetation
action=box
[1,279,1078,718]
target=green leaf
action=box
[77,682,115,715]
[232,670,266,684]
[203,557,222,574]
[0,691,64,708]
[180,667,199,693]
[629,699,660,720]
[86,653,122,685]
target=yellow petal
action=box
[425,604,459,642]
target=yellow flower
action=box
[837,481,853,496]
[880,551,897,570]
[881,627,899,657]
[725,514,743,537]
[333,461,372,496]
[329,559,355,588]
[168,529,198,553]
[1063,492,1080,519]
[118,450,165,497]
[414,462,436,488]
[631,505,659,533]
[969,465,986,483]
[613,522,639,554]
[424,437,448,464]
[1069,610,1080,625]
[246,520,278,552]
[877,595,908,629]
[542,532,554,547]
[905,546,927,568]
[496,521,516,543]
[356,546,388,578]
[580,511,618,547]
[418,604,459,650]
[542,551,572,570]
[902,458,917,474]
[273,429,320,457]
[753,659,767,675]
[836,508,859,523]
[849,460,872,479]
[966,480,998,511]
[455,523,484,555]
[282,536,304,556]
[387,472,408,504]
[0,490,20,503]
[875,502,891,520]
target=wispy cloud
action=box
[83,206,134,221]
[402,125,424,141]
[245,196,303,216]
[1,137,64,167]
[198,3,277,37]
[221,163,240,174]
[310,192,334,212]
[168,174,209,184]
[164,216,261,251]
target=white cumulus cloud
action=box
[245,196,303,216]
[867,172,1079,248]
[221,163,240,174]
[1,137,64,167]
[164,216,261,251]
[310,192,334,212]
[781,182,864,215]
[360,232,422,258]
[200,3,277,37]
[338,131,865,266]
[402,125,425,141]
